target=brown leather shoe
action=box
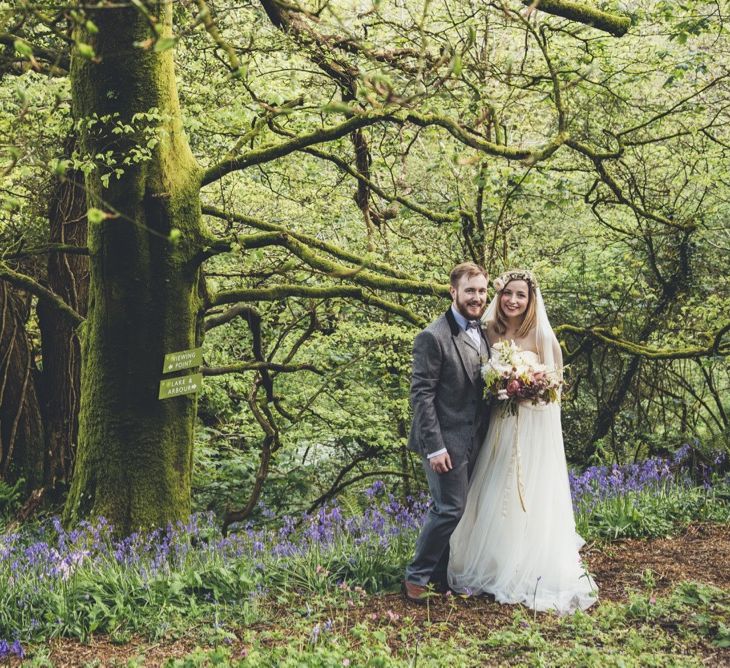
[427,572,450,594]
[402,580,429,605]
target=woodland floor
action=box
[25,523,730,667]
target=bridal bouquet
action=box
[482,340,562,415]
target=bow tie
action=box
[466,320,480,330]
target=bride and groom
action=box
[403,262,597,613]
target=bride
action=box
[448,269,597,613]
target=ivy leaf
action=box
[77,42,96,59]
[13,39,33,58]
[51,159,71,177]
[87,208,108,224]
[154,37,178,53]
[168,228,182,245]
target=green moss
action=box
[64,4,204,534]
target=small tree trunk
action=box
[37,139,89,494]
[0,284,45,489]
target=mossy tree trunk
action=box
[63,2,205,533]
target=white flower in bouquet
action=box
[482,341,563,415]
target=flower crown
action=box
[493,269,537,292]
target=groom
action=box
[403,262,491,603]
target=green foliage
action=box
[163,635,401,668]
[195,312,416,518]
[2,0,729,530]
[192,427,259,517]
[88,580,726,667]
[576,479,730,541]
[0,478,24,525]
[264,536,410,596]
[4,475,728,652]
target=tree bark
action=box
[0,284,45,489]
[36,137,89,495]
[63,2,205,533]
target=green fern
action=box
[0,478,24,515]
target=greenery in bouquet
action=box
[482,341,563,415]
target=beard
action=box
[454,294,486,321]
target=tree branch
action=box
[202,205,411,279]
[2,244,89,260]
[301,147,469,225]
[193,0,245,76]
[211,285,430,326]
[567,139,695,231]
[556,323,730,360]
[0,32,70,73]
[404,112,570,163]
[0,261,83,328]
[203,361,322,375]
[222,385,280,533]
[203,109,571,186]
[522,0,631,37]
[307,469,415,514]
[222,231,448,297]
[201,112,391,185]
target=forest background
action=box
[0,0,728,535]
[0,1,729,664]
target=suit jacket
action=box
[407,308,491,457]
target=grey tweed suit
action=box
[405,308,491,587]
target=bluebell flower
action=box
[11,639,24,659]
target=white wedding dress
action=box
[448,347,597,613]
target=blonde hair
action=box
[491,271,537,338]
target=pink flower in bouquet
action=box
[482,340,563,415]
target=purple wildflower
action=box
[11,639,24,659]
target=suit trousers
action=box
[405,444,478,586]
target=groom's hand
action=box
[430,452,452,474]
